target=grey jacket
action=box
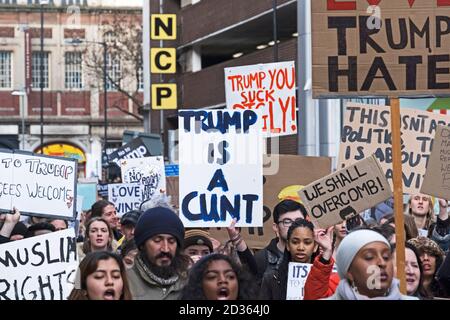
[127,264,187,300]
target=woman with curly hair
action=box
[68,251,133,300]
[407,236,445,298]
[179,253,257,300]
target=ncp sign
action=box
[151,14,177,110]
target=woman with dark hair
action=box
[179,253,257,300]
[259,218,318,300]
[77,217,114,261]
[392,242,424,298]
[68,251,133,300]
[408,236,445,298]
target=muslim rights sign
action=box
[299,155,392,229]
[0,228,78,300]
[225,61,297,137]
[178,109,264,227]
[0,150,77,220]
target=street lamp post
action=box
[67,38,108,174]
[40,0,49,153]
[102,41,108,166]
[12,90,26,150]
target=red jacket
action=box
[303,255,340,300]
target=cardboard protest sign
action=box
[312,1,450,98]
[300,155,392,229]
[225,61,297,137]
[166,176,179,209]
[286,262,312,300]
[421,125,450,199]
[0,150,77,220]
[178,109,263,227]
[120,156,166,205]
[0,228,78,300]
[208,155,331,249]
[108,183,141,216]
[108,137,151,166]
[339,102,450,194]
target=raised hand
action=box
[314,226,334,261]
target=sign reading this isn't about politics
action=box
[178,109,264,227]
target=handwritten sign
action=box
[108,183,141,217]
[225,61,297,137]
[421,125,450,199]
[0,150,77,220]
[167,155,331,249]
[312,0,450,98]
[120,156,166,205]
[339,102,450,194]
[178,109,263,227]
[0,228,78,300]
[108,137,151,166]
[300,155,392,229]
[286,262,312,300]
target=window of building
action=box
[65,52,83,89]
[32,51,49,89]
[106,54,121,91]
[0,51,12,89]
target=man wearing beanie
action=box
[127,206,190,300]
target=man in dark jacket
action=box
[254,200,308,283]
[127,206,191,300]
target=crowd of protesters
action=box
[1,189,449,301]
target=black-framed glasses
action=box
[278,218,295,227]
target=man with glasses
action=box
[254,199,309,283]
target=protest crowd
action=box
[2,2,450,302]
[1,181,449,301]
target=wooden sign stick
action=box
[390,98,407,294]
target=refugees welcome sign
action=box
[0,150,77,220]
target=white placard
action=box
[0,150,77,220]
[120,156,166,205]
[286,262,312,300]
[108,183,141,217]
[0,228,78,300]
[178,109,264,227]
[225,61,297,137]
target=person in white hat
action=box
[326,228,418,300]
